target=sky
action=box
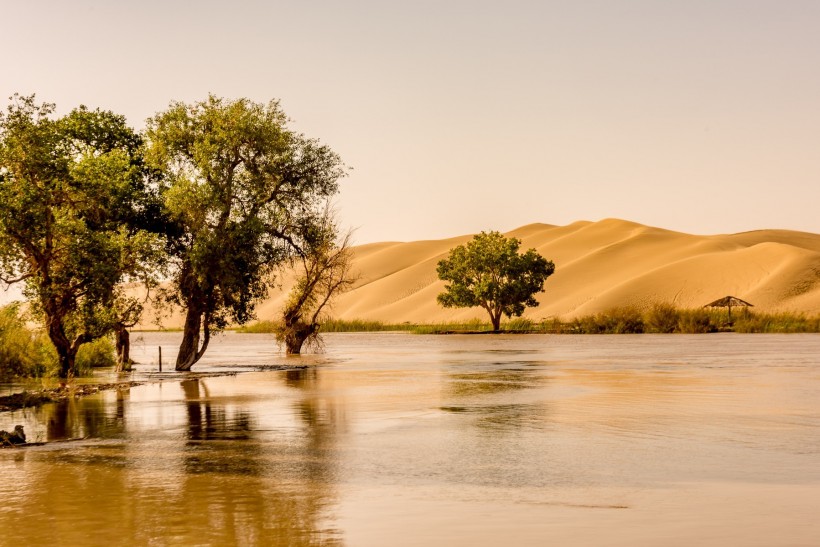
[2,0,819,243]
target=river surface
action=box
[1,333,819,546]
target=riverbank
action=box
[0,381,146,413]
[0,366,307,413]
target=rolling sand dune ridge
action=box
[135,219,820,329]
[254,218,820,325]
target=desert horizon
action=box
[130,217,820,330]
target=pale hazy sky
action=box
[2,0,819,243]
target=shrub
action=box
[604,307,645,333]
[676,309,717,333]
[0,303,58,378]
[571,314,603,334]
[570,307,644,334]
[733,312,820,333]
[75,337,117,376]
[236,320,278,333]
[645,303,680,333]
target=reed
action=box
[320,319,412,332]
[409,319,494,334]
[732,312,820,333]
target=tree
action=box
[0,95,162,377]
[276,207,356,354]
[436,231,555,331]
[145,96,345,371]
[112,292,145,372]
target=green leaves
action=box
[1,92,347,373]
[0,94,162,377]
[436,231,555,330]
[146,96,346,369]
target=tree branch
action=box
[0,272,33,285]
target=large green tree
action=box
[0,95,162,377]
[146,96,345,371]
[436,231,555,331]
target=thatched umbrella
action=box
[704,296,753,323]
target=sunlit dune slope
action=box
[254,218,820,323]
[147,219,820,328]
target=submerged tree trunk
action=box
[176,305,210,371]
[282,320,319,354]
[115,324,131,372]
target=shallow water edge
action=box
[1,333,818,546]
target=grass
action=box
[237,306,820,335]
[312,319,411,333]
[236,318,496,334]
[732,312,820,333]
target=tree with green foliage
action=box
[436,231,555,331]
[276,207,356,354]
[0,95,163,378]
[145,96,345,371]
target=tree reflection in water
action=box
[181,378,258,476]
[36,387,130,441]
[286,368,347,486]
[0,371,346,546]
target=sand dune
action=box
[252,218,820,324]
[142,219,820,328]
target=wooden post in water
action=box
[158,346,162,373]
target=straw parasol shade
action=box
[703,296,754,323]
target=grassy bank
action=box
[238,306,820,335]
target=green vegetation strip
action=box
[239,306,820,335]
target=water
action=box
[1,333,819,546]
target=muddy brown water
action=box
[1,333,819,546]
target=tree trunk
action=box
[490,312,501,332]
[176,306,209,371]
[58,351,77,379]
[283,321,318,354]
[46,317,77,378]
[115,325,130,372]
